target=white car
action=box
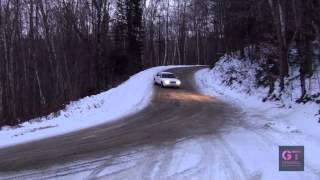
[154,72,181,88]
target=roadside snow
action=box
[195,58,320,138]
[0,66,180,148]
[195,59,320,179]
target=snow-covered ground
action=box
[195,56,320,138]
[194,56,320,179]
[0,66,180,148]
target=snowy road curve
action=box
[0,67,319,180]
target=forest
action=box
[0,0,319,126]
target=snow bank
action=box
[195,57,320,179]
[195,56,320,138]
[0,66,178,148]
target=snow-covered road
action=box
[0,67,319,180]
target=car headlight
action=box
[176,80,181,85]
[164,80,170,85]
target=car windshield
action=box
[162,74,176,78]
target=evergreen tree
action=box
[113,0,144,75]
[112,0,129,76]
[126,0,144,73]
[114,0,127,50]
